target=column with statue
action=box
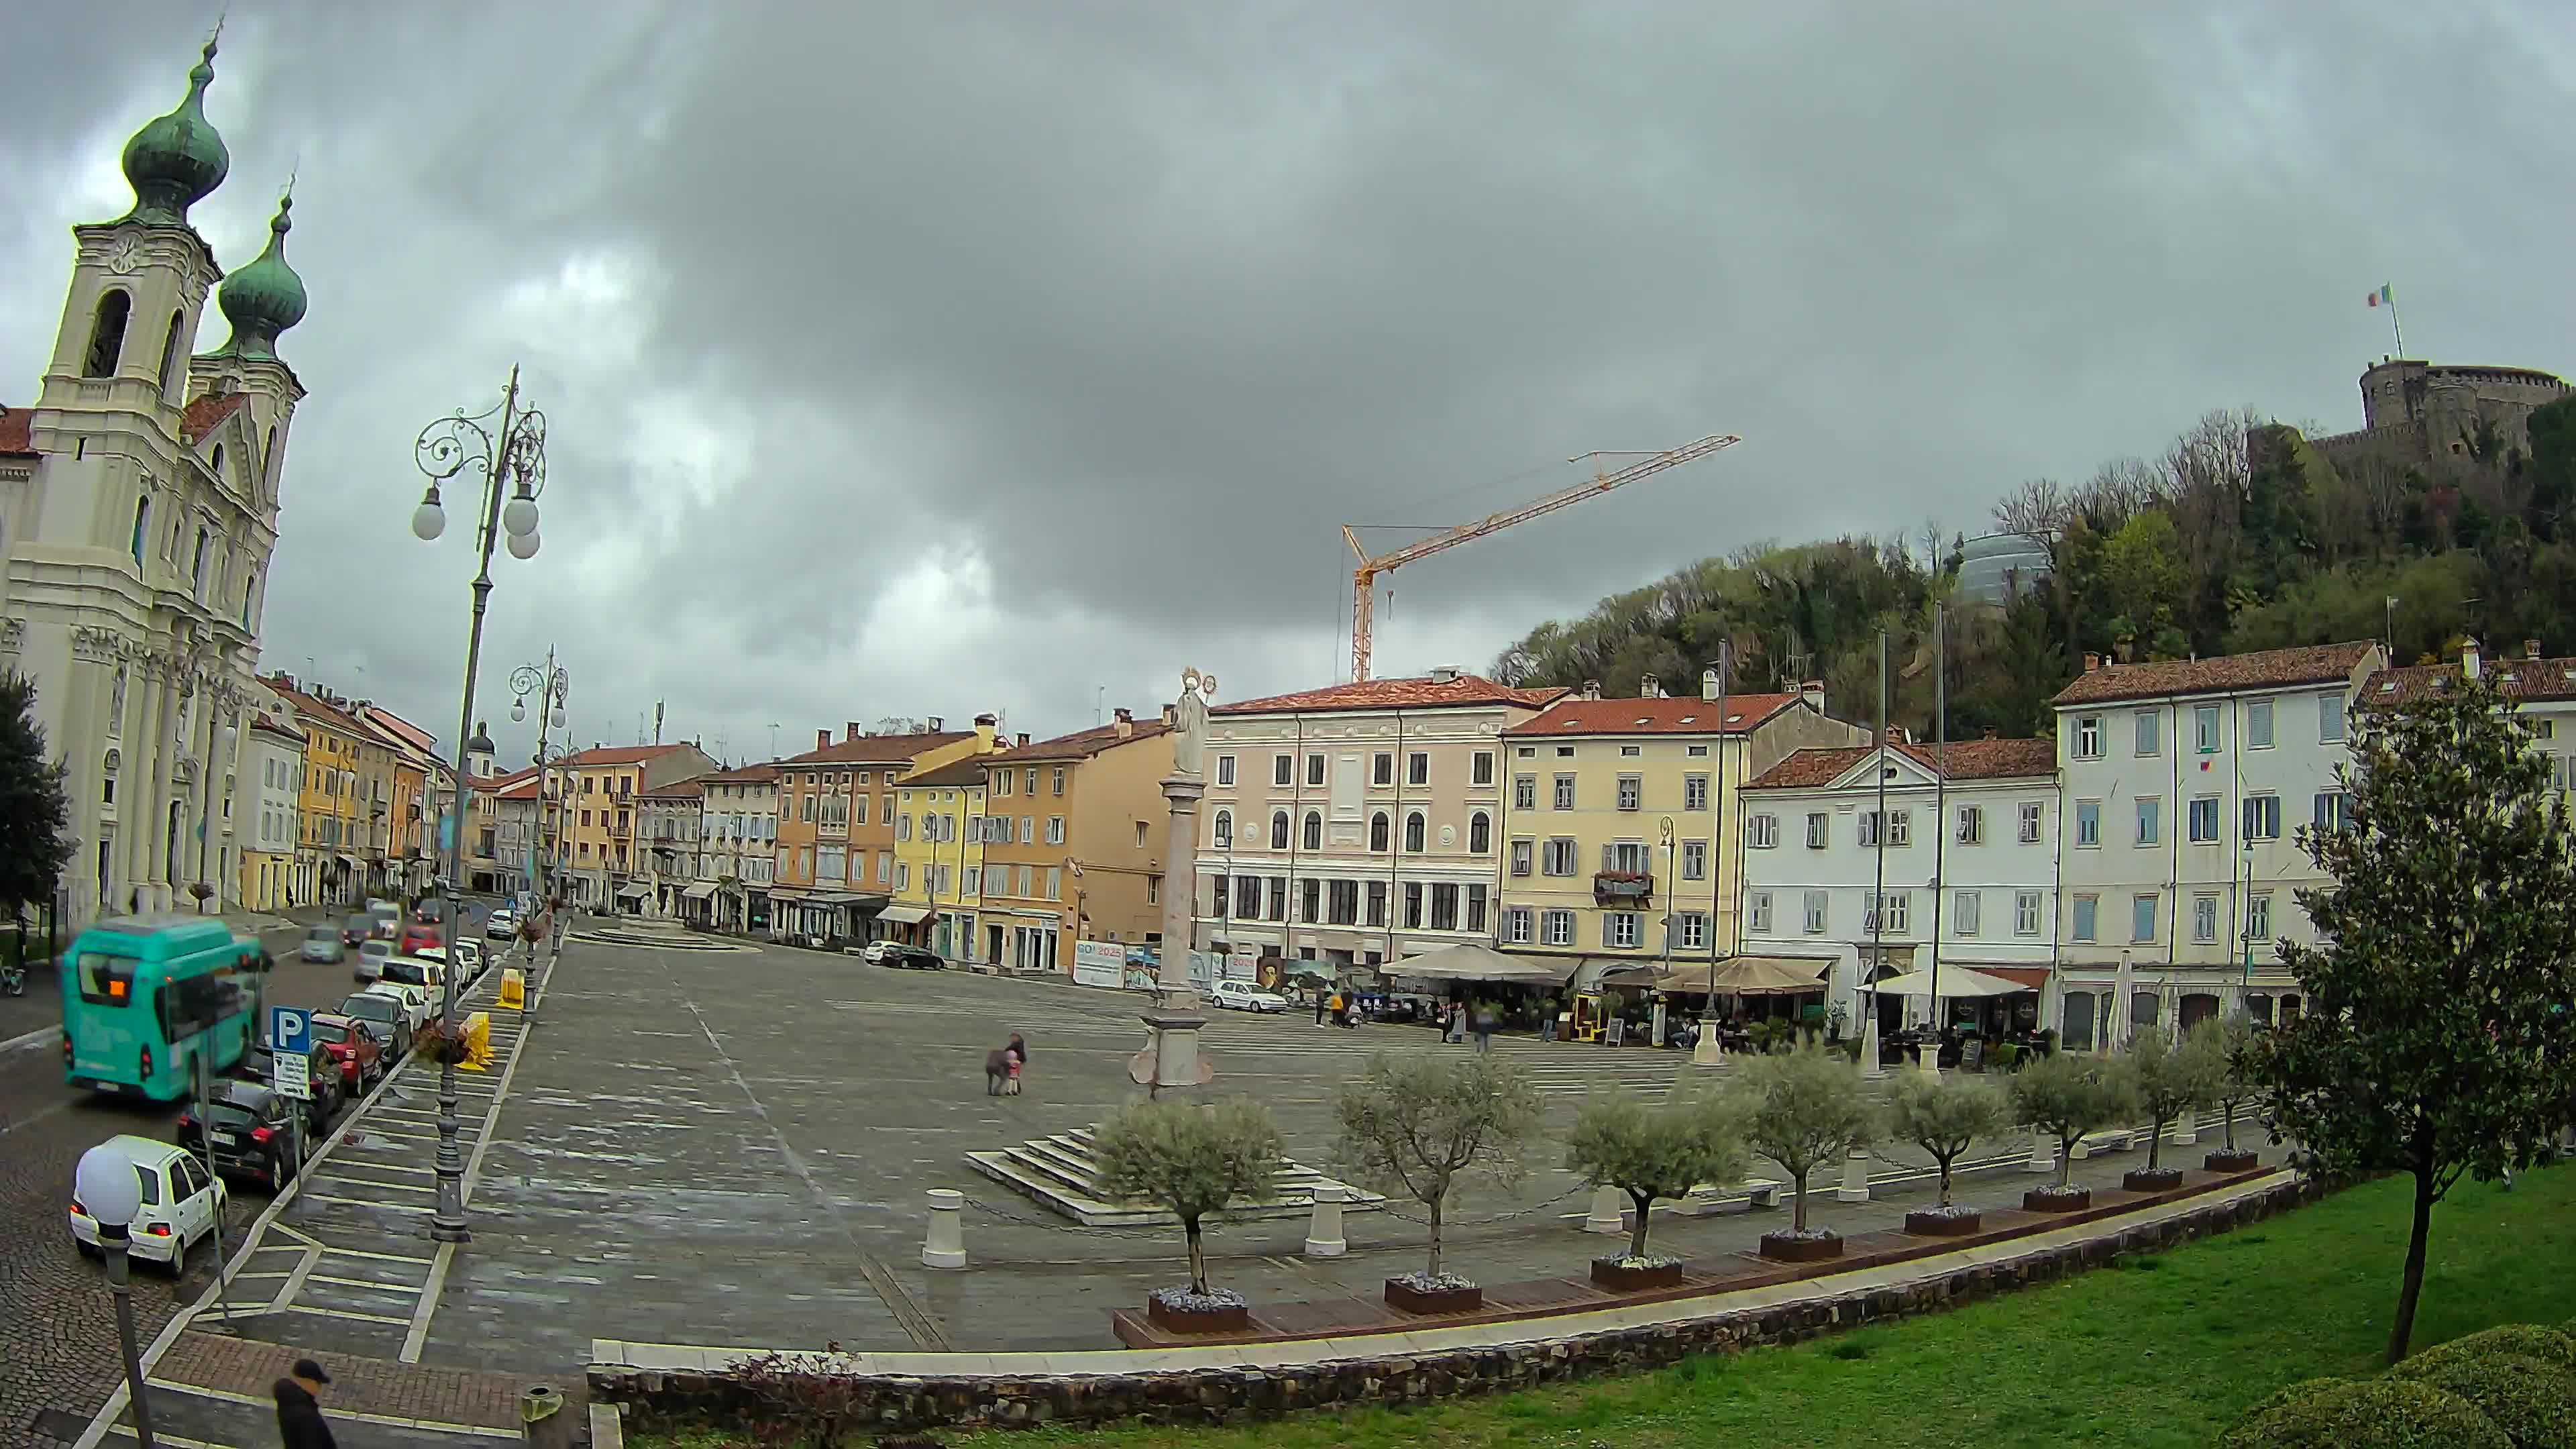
[1130,669,1220,1097]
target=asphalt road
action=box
[0,902,504,1448]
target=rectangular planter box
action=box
[1903,1209,1983,1237]
[1758,1232,1844,1263]
[2023,1187,2093,1213]
[1145,1296,1250,1334]
[1590,1258,1686,1292]
[1385,1279,1485,1315]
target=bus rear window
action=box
[74,953,137,1007]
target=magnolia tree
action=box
[2196,1016,2261,1156]
[1566,1090,1749,1262]
[2010,1051,2137,1192]
[2129,1025,2220,1174]
[2247,668,2576,1364]
[1728,1041,1876,1235]
[1333,1053,1542,1285]
[1093,1097,1282,1299]
[1883,1072,2012,1210]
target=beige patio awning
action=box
[1598,955,1832,996]
[1865,965,2025,998]
[679,881,719,900]
[876,904,932,925]
[1383,943,1580,985]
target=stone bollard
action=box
[922,1189,966,1269]
[2167,1110,2197,1148]
[1303,1185,1348,1257]
[2025,1126,2058,1175]
[1691,1023,1722,1066]
[520,1385,573,1449]
[1583,1184,1627,1235]
[1835,1148,1871,1203]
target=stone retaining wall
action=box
[592,1177,2321,1435]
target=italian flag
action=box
[2367,284,2394,308]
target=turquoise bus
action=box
[61,915,266,1102]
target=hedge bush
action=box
[2214,1377,2512,1449]
[2387,1353,2576,1449]
[2392,1324,2576,1379]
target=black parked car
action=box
[885,946,947,971]
[234,1040,345,1135]
[175,1081,310,1189]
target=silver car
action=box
[354,938,392,984]
[299,925,343,964]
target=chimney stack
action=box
[1640,673,1662,698]
[1582,679,1602,701]
[925,716,943,733]
[1015,732,1031,747]
[2527,638,2544,661]
[815,728,830,751]
[1428,664,1461,684]
[2083,651,2101,672]
[2463,637,2482,681]
[1799,679,1827,714]
[1161,703,1177,727]
[1700,669,1719,702]
[1984,727,1998,740]
[846,721,864,742]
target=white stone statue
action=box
[1172,667,1216,777]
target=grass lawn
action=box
[640,1165,2575,1449]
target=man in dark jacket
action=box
[274,1358,336,1448]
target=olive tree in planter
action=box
[2008,1051,2137,1212]
[1092,1096,1283,1333]
[1883,1071,2012,1236]
[1728,1041,1876,1261]
[1333,1051,1542,1314]
[2195,1016,2263,1173]
[1566,1090,1748,1290]
[2123,1024,2219,1191]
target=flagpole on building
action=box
[2369,283,2404,356]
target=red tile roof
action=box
[2365,653,2576,706]
[2050,643,2379,706]
[1504,693,1803,737]
[640,776,708,799]
[1215,674,1566,716]
[700,763,780,784]
[987,718,1172,763]
[247,715,305,745]
[559,743,691,767]
[180,392,250,444]
[1746,737,2059,791]
[775,731,972,767]
[0,406,34,458]
[262,676,365,735]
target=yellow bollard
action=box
[459,1011,494,1072]
[498,967,526,1010]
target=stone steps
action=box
[965,1126,1383,1229]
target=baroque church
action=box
[0,36,307,920]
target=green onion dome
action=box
[120,38,229,227]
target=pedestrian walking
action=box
[1472,1004,1495,1054]
[1314,989,1330,1026]
[1446,1003,1467,1045]
[1539,996,1558,1043]
[273,1357,337,1449]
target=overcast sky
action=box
[7,1,2571,769]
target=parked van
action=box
[61,915,263,1102]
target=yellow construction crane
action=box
[1342,433,1742,682]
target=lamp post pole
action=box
[411,366,549,1242]
[511,653,570,948]
[77,1144,156,1448]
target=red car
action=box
[396,922,443,955]
[307,1012,384,1089]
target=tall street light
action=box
[411,366,548,1243]
[75,1144,157,1448]
[511,651,570,919]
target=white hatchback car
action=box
[1211,979,1289,1013]
[358,981,435,1034]
[68,1134,227,1276]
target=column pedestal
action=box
[1835,1149,1872,1203]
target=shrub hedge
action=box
[2387,1352,2576,1449]
[2214,1377,2512,1448]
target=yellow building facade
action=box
[890,754,992,959]
[972,710,1173,972]
[1495,684,1866,971]
[262,676,370,908]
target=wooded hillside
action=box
[1493,396,2576,740]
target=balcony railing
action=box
[1593,871,1654,906]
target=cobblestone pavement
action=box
[1,908,494,1449]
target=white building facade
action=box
[696,764,778,932]
[1191,671,1562,971]
[0,39,307,920]
[238,714,302,910]
[1739,737,2061,1036]
[2050,641,2385,1047]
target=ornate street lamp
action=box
[75,1144,158,1447]
[510,653,570,914]
[409,366,547,1243]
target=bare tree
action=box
[1334,1053,1542,1283]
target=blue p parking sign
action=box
[269,1005,311,1057]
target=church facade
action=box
[0,35,309,921]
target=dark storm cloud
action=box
[5,1,2572,766]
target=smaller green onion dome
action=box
[119,38,229,227]
[211,194,308,362]
[466,721,496,755]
